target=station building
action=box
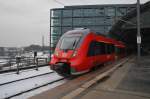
[50,4,136,48]
[50,1,150,54]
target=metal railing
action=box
[0,57,49,74]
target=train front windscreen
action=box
[60,36,80,50]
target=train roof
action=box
[66,28,106,36]
[65,28,90,35]
[65,28,126,48]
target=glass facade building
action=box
[50,4,136,53]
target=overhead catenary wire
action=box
[53,0,91,6]
[53,0,66,6]
[79,0,92,5]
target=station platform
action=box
[29,56,150,99]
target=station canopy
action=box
[109,1,150,49]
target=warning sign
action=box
[137,36,141,44]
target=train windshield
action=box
[60,36,80,50]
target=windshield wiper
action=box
[72,40,77,49]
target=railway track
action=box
[5,78,65,99]
[0,72,66,99]
[0,71,54,86]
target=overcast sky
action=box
[0,0,149,47]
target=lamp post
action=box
[137,0,141,62]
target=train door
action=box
[92,41,106,66]
[87,41,96,68]
[106,43,115,61]
[96,42,107,63]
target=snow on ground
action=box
[0,66,65,99]
[0,66,52,84]
[0,59,9,66]
[12,80,66,99]
[0,72,62,99]
[0,59,8,63]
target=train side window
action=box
[94,41,106,55]
[119,48,124,54]
[111,44,115,53]
[99,42,106,54]
[107,44,115,54]
[116,47,120,54]
[87,41,106,56]
[94,41,101,55]
[116,47,124,54]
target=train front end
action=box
[50,30,86,76]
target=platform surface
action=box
[75,56,150,99]
[29,56,150,99]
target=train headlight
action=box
[54,51,59,56]
[51,54,54,58]
[72,51,77,57]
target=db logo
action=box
[62,53,67,57]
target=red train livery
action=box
[50,28,125,76]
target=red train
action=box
[50,28,126,76]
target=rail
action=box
[5,78,65,99]
[0,71,54,86]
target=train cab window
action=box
[60,36,80,50]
